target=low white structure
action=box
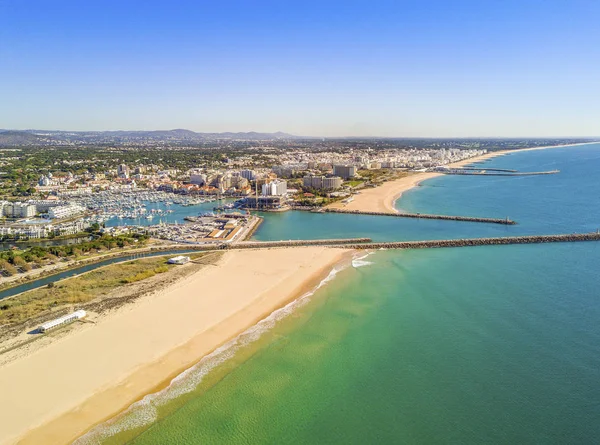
[39,310,86,333]
[48,203,85,219]
[167,255,190,265]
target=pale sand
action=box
[0,247,351,445]
[327,142,598,214]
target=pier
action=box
[341,233,600,250]
[461,167,517,173]
[440,169,559,176]
[323,208,516,225]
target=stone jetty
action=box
[342,233,600,250]
[231,238,372,249]
[147,233,600,252]
[324,208,516,225]
[442,169,559,176]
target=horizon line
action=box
[2,128,600,140]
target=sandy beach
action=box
[327,142,597,214]
[0,247,351,445]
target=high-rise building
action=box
[240,169,256,180]
[322,176,343,190]
[261,179,287,196]
[117,164,130,178]
[5,202,37,218]
[303,175,342,190]
[303,175,323,189]
[333,165,357,179]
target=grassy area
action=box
[346,179,365,187]
[356,169,410,186]
[0,255,184,326]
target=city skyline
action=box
[2,0,599,137]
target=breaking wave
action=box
[352,252,375,268]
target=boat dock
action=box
[323,208,516,225]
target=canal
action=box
[0,249,200,301]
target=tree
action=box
[12,256,31,271]
[0,259,17,276]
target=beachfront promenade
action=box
[323,208,516,225]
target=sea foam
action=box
[352,252,375,268]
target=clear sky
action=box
[1,0,598,137]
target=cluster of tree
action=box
[0,234,148,276]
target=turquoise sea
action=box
[78,144,600,444]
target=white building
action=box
[261,179,287,196]
[28,199,65,213]
[48,204,85,220]
[303,175,342,190]
[333,165,357,179]
[39,310,87,333]
[5,203,36,218]
[323,176,343,190]
[167,256,190,265]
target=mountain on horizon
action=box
[0,129,299,146]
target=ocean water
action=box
[81,143,600,444]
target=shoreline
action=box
[328,141,598,214]
[1,247,353,445]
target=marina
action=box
[67,190,228,227]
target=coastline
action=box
[0,247,352,445]
[327,142,598,214]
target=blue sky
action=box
[1,0,598,136]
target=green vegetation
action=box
[120,265,169,284]
[346,179,365,187]
[293,194,344,207]
[0,234,149,277]
[0,256,174,326]
[357,169,409,186]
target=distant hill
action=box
[0,130,55,146]
[0,129,299,146]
